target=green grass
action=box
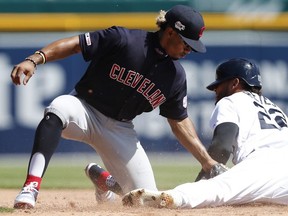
[153,164,200,189]
[0,164,200,190]
[0,207,14,213]
[0,153,201,190]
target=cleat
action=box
[122,188,175,208]
[14,183,39,209]
[159,192,174,207]
[85,163,122,203]
[122,189,145,207]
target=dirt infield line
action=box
[1,189,288,216]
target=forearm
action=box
[168,118,217,172]
[183,136,215,172]
[11,35,82,85]
[27,35,81,65]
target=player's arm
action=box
[208,122,238,164]
[11,35,81,85]
[195,122,238,181]
[167,117,218,172]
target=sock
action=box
[23,175,42,191]
[96,170,111,191]
[22,113,63,193]
[29,113,63,176]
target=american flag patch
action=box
[85,32,91,46]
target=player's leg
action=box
[84,108,157,202]
[100,138,157,192]
[169,148,288,208]
[42,98,157,204]
[14,95,88,209]
[123,147,288,208]
[51,97,122,203]
[14,112,63,209]
[122,159,255,208]
[91,141,157,203]
[84,162,123,203]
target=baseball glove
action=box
[195,163,229,182]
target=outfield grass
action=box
[0,153,201,190]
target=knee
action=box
[45,95,82,128]
[43,113,63,129]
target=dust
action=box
[1,189,287,216]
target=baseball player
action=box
[123,58,288,208]
[10,5,224,209]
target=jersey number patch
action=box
[254,100,288,129]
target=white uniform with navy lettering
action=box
[168,91,288,207]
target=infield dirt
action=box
[1,189,288,216]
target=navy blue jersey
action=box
[75,26,188,121]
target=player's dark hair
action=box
[157,22,170,40]
[239,79,262,96]
[158,22,169,31]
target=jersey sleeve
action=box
[79,26,125,62]
[159,63,188,120]
[159,88,188,120]
[209,97,239,130]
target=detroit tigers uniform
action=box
[45,26,188,195]
[166,91,288,207]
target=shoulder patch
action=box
[85,32,91,46]
[183,95,187,108]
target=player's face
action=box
[214,79,235,104]
[163,29,192,60]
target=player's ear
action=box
[230,78,243,92]
[232,78,241,89]
[165,26,174,36]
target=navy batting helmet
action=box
[206,58,262,91]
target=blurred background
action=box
[1,0,288,154]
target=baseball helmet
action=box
[206,58,262,91]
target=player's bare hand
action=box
[11,60,36,85]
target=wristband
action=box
[35,50,46,64]
[25,58,37,69]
